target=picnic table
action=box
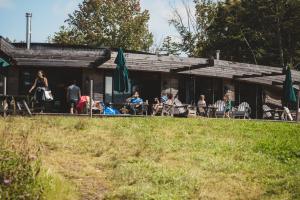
[206,105,218,118]
[0,95,32,117]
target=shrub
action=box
[0,128,44,199]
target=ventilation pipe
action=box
[216,50,220,60]
[26,13,32,50]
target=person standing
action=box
[67,80,81,114]
[29,70,48,113]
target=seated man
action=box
[128,91,144,114]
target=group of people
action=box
[29,70,82,114]
[151,92,233,118]
[29,70,233,116]
[197,94,232,118]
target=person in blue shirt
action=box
[128,91,143,114]
[130,91,143,104]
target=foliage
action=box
[159,36,181,55]
[52,0,153,51]
[169,0,218,57]
[0,125,43,199]
[170,0,300,67]
[1,117,299,199]
[204,0,300,67]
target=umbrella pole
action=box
[297,87,300,122]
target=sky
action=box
[0,0,195,46]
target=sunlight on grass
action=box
[1,116,299,199]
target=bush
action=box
[0,128,44,199]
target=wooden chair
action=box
[282,107,294,121]
[214,100,225,118]
[161,103,173,116]
[161,99,189,117]
[1,96,32,116]
[262,104,277,119]
[172,99,189,117]
[233,102,251,119]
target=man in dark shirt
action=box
[67,80,81,114]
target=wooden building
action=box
[1,36,300,117]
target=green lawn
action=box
[1,117,299,199]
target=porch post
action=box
[3,76,7,96]
[193,76,196,105]
[296,87,300,122]
[2,76,7,117]
[212,79,215,103]
[255,85,258,119]
[90,80,93,118]
[238,82,241,104]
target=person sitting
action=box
[76,96,90,114]
[197,95,207,116]
[165,93,174,105]
[223,94,232,118]
[152,97,161,116]
[129,91,143,114]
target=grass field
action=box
[1,116,300,199]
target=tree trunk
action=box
[276,5,284,67]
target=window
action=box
[0,75,4,94]
[105,76,113,103]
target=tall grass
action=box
[0,117,299,199]
[0,121,43,199]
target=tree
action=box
[169,0,218,57]
[205,0,300,67]
[171,0,300,67]
[51,0,153,51]
[159,36,181,55]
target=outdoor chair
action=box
[161,98,189,117]
[161,103,173,116]
[129,102,148,116]
[262,104,278,120]
[282,107,294,121]
[233,102,251,119]
[172,99,189,117]
[152,104,163,116]
[187,105,197,117]
[214,100,225,118]
[1,96,32,116]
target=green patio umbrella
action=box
[283,66,297,104]
[114,48,129,92]
[0,58,10,68]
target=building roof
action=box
[0,37,111,68]
[1,36,300,89]
[102,51,300,89]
